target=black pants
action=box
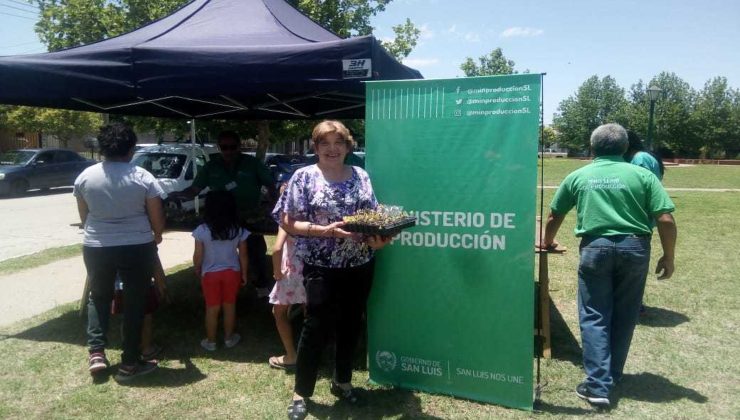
[246,233,269,289]
[84,242,156,365]
[294,260,375,398]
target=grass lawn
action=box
[539,158,740,189]
[0,164,738,418]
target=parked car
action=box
[265,154,308,186]
[131,143,220,219]
[0,148,95,196]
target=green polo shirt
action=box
[550,155,675,237]
[193,154,273,217]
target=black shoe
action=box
[114,361,158,382]
[330,381,365,406]
[576,382,610,407]
[287,398,307,420]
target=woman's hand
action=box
[366,235,393,250]
[273,268,285,281]
[323,221,358,240]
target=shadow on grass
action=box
[533,400,593,415]
[548,298,582,365]
[306,388,440,420]
[612,372,707,406]
[638,306,690,328]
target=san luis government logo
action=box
[375,350,397,372]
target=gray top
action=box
[74,162,165,247]
[192,224,250,274]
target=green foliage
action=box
[624,73,698,156]
[4,106,103,147]
[552,75,628,153]
[33,0,188,51]
[380,18,420,60]
[691,77,740,158]
[541,126,556,148]
[460,48,517,77]
[291,0,391,38]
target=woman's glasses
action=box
[219,144,239,151]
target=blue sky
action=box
[1,0,739,123]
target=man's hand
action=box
[154,233,163,244]
[241,273,248,286]
[655,256,674,280]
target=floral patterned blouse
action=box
[272,164,378,268]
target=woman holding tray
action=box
[272,120,392,420]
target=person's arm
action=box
[538,212,566,249]
[145,196,165,244]
[280,213,356,240]
[655,212,677,280]
[193,240,204,279]
[238,239,249,286]
[272,227,288,281]
[257,160,278,201]
[76,195,89,225]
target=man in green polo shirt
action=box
[540,123,677,407]
[178,131,276,296]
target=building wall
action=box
[0,129,41,152]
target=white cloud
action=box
[500,27,544,38]
[402,58,440,68]
[418,23,434,40]
[464,32,481,42]
[447,24,457,34]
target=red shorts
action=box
[201,269,241,306]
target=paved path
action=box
[0,189,83,261]
[0,231,194,327]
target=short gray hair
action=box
[590,123,628,156]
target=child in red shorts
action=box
[193,191,249,351]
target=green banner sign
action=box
[365,74,541,410]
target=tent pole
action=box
[191,119,199,215]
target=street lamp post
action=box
[646,85,662,151]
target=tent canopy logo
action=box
[343,59,372,79]
[375,350,397,372]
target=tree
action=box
[5,107,103,148]
[541,126,556,149]
[460,48,517,76]
[624,73,698,157]
[692,77,740,158]
[552,75,628,153]
[34,0,188,52]
[381,18,420,61]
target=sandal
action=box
[287,398,307,420]
[330,381,365,406]
[269,355,296,370]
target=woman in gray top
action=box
[74,123,165,381]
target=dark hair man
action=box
[539,123,677,407]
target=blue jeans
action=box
[578,235,651,397]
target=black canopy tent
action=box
[0,0,422,120]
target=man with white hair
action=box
[540,123,677,407]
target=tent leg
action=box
[191,119,199,215]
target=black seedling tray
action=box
[343,216,417,236]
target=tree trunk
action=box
[256,120,270,161]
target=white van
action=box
[131,143,219,218]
